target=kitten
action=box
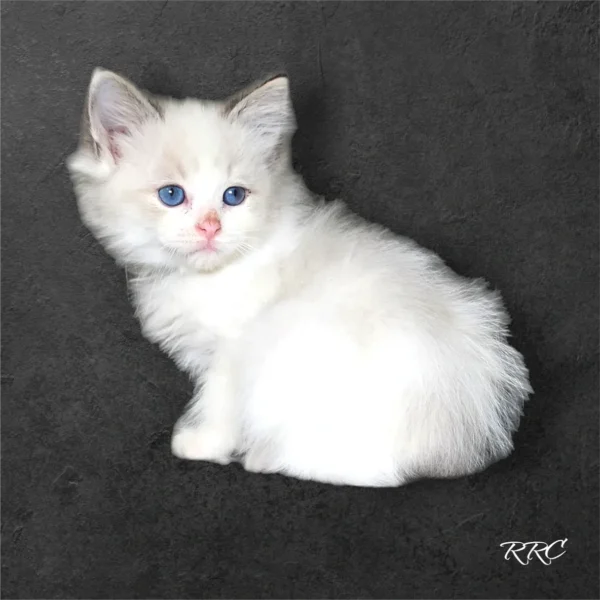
[67,68,532,487]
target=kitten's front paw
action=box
[243,447,278,475]
[171,426,235,464]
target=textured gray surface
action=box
[2,2,598,598]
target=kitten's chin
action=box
[181,247,237,273]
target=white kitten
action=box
[68,69,532,487]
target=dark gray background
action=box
[2,2,598,598]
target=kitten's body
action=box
[68,70,531,487]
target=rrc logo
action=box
[499,539,568,566]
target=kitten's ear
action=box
[225,75,296,156]
[83,68,160,162]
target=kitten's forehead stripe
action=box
[173,154,188,182]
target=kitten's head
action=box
[67,69,297,271]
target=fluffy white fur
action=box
[67,68,532,487]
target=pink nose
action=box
[195,216,221,241]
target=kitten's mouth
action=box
[187,242,220,255]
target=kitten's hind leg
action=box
[171,352,239,464]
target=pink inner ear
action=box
[107,126,129,161]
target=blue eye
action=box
[158,185,185,207]
[223,186,247,207]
